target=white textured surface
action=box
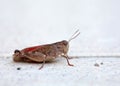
[0,0,120,86]
[0,56,120,86]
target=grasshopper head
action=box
[56,40,69,54]
[61,40,68,46]
[62,40,69,54]
[13,49,23,62]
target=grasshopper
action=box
[13,30,80,69]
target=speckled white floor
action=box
[0,56,120,86]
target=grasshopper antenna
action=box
[68,29,80,42]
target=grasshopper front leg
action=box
[62,54,74,66]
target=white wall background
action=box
[0,0,120,55]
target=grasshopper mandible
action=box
[13,30,80,69]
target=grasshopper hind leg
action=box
[23,52,47,70]
[39,58,46,70]
[39,56,47,70]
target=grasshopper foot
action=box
[68,63,74,66]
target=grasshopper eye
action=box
[62,40,68,45]
[14,49,21,54]
[57,46,61,49]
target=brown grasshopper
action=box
[13,30,80,69]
